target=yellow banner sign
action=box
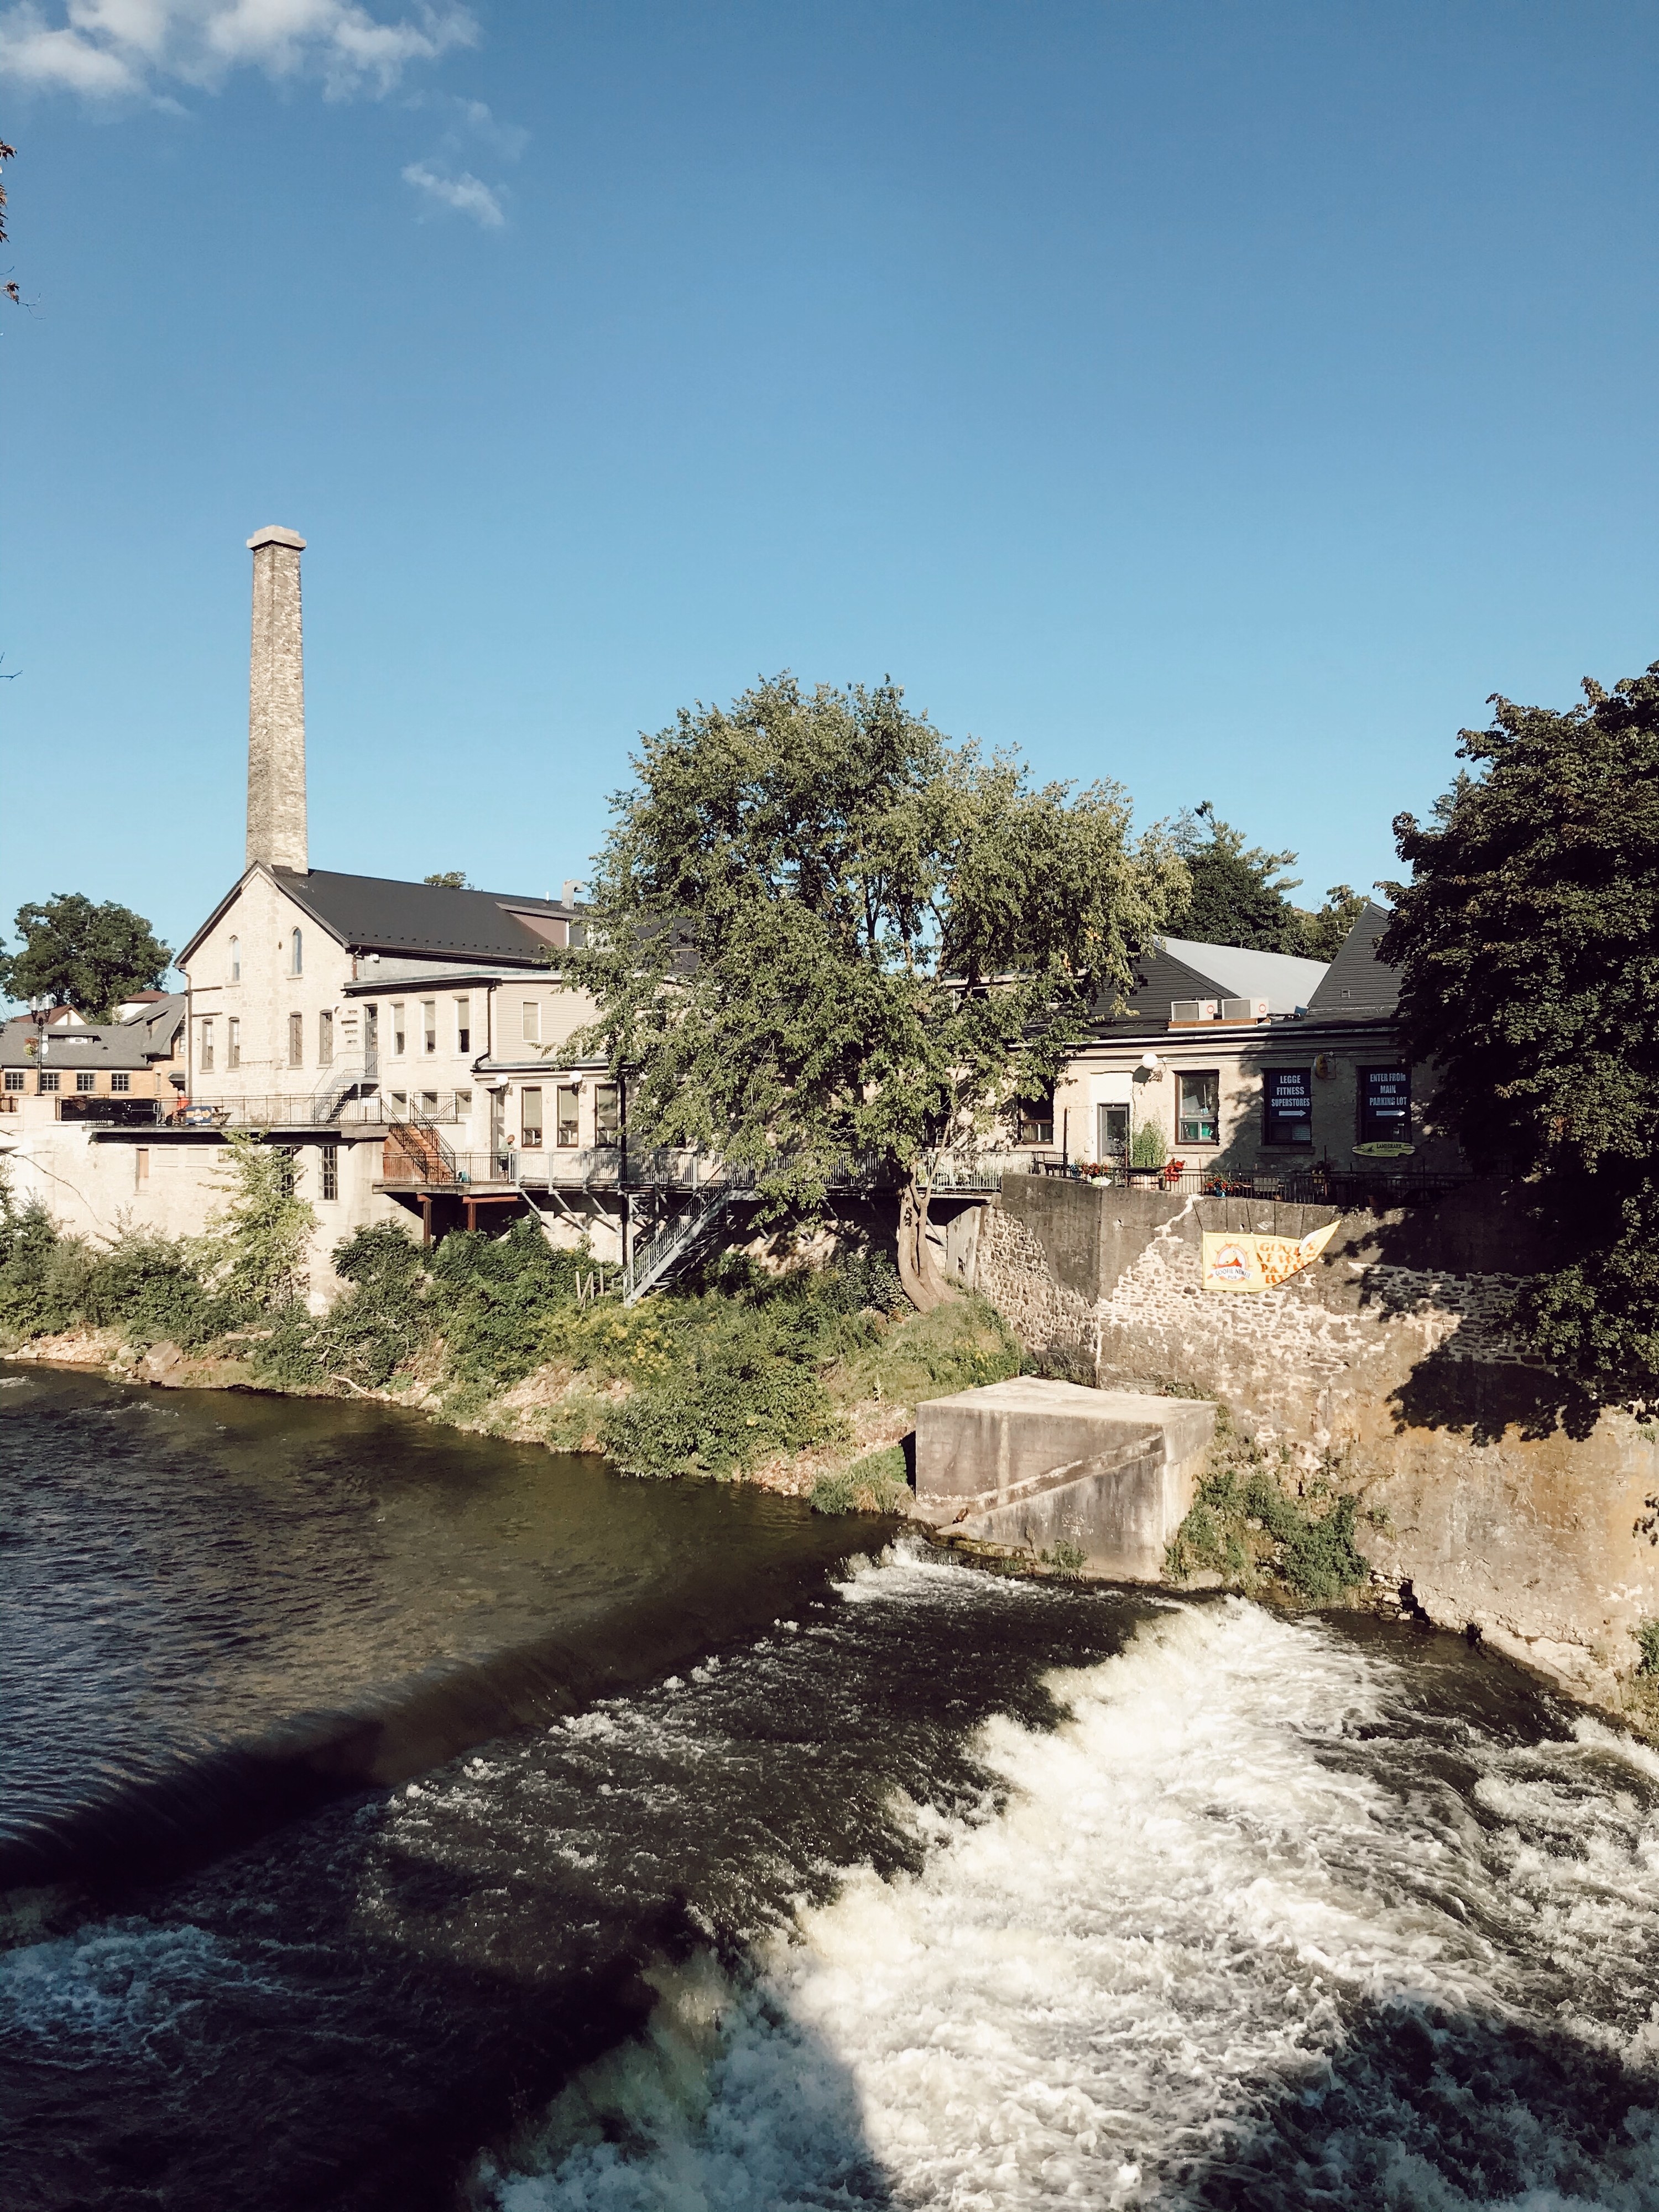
[1201,1222,1338,1293]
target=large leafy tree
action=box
[0,893,173,1020]
[1379,662,1659,1403]
[554,675,1186,1307]
[1168,804,1362,959]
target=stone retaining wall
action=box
[973,1174,1659,1708]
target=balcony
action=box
[186,1088,468,1131]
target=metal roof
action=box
[1154,936,1331,1013]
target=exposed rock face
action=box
[974,1175,1659,1707]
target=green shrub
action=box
[81,1230,234,1350]
[430,1221,586,1387]
[1634,1620,1659,1677]
[1166,1422,1370,1605]
[811,1445,911,1516]
[606,1303,842,1478]
[1129,1120,1167,1170]
[1039,1538,1088,1577]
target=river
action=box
[3,1366,1658,2211]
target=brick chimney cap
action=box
[247,525,306,551]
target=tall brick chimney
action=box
[246,525,308,872]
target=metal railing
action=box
[187,1089,470,1130]
[1019,1161,1471,1206]
[378,1148,519,1190]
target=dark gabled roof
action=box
[0,994,186,1070]
[1096,936,1327,1029]
[1107,942,1243,1026]
[1304,901,1399,1021]
[272,869,573,962]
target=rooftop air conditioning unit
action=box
[1220,997,1270,1022]
[1170,999,1218,1024]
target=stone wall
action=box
[974,1173,1659,1706]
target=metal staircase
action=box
[385,1100,459,1185]
[623,1185,742,1305]
[308,1058,372,1125]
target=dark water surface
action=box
[4,1366,1659,2211]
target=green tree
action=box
[1169,805,1303,952]
[1168,807,1363,962]
[192,1133,317,1311]
[1379,662,1659,1404]
[552,675,1185,1307]
[0,893,173,1019]
[423,870,469,888]
[1295,883,1369,962]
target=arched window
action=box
[228,935,240,982]
[290,928,303,977]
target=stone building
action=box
[0,527,628,1286]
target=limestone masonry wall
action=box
[974,1174,1659,1707]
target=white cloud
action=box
[0,0,477,101]
[401,157,500,227]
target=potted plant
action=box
[1126,1120,1167,1184]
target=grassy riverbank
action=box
[0,1186,1021,1509]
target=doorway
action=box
[1097,1102,1129,1161]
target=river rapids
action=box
[3,1367,1657,2210]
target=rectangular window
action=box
[455,997,471,1053]
[420,1091,439,1114]
[320,1144,338,1201]
[390,1091,408,1117]
[3,1070,24,1091]
[111,1072,131,1094]
[522,1001,541,1045]
[1177,1071,1220,1145]
[135,1147,149,1187]
[521,1085,544,1147]
[1263,1068,1313,1148]
[456,1088,472,1116]
[1018,1097,1055,1147]
[200,1020,214,1073]
[288,1012,304,1069]
[39,1070,60,1093]
[227,1016,241,1069]
[76,1071,96,1093]
[392,1002,406,1056]
[556,1084,581,1147]
[422,1000,437,1054]
[1097,1103,1129,1159]
[1359,1067,1412,1147]
[318,1010,333,1067]
[594,1083,620,1144]
[275,1147,298,1197]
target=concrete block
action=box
[914,1377,1213,1582]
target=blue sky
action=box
[2,1,1656,975]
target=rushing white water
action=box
[483,1558,1659,2211]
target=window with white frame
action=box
[290,928,303,976]
[320,1144,338,1201]
[594,1083,620,1144]
[228,1017,241,1068]
[288,1012,304,1069]
[422,1000,437,1054]
[318,1010,333,1067]
[522,1001,541,1046]
[392,1003,406,1056]
[455,997,471,1053]
[76,1071,96,1093]
[521,1086,544,1147]
[229,935,241,982]
[200,1020,215,1072]
[39,1071,59,1093]
[556,1085,580,1147]
[111,1072,131,1094]
[3,1070,24,1091]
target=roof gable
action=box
[1305,901,1399,1020]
